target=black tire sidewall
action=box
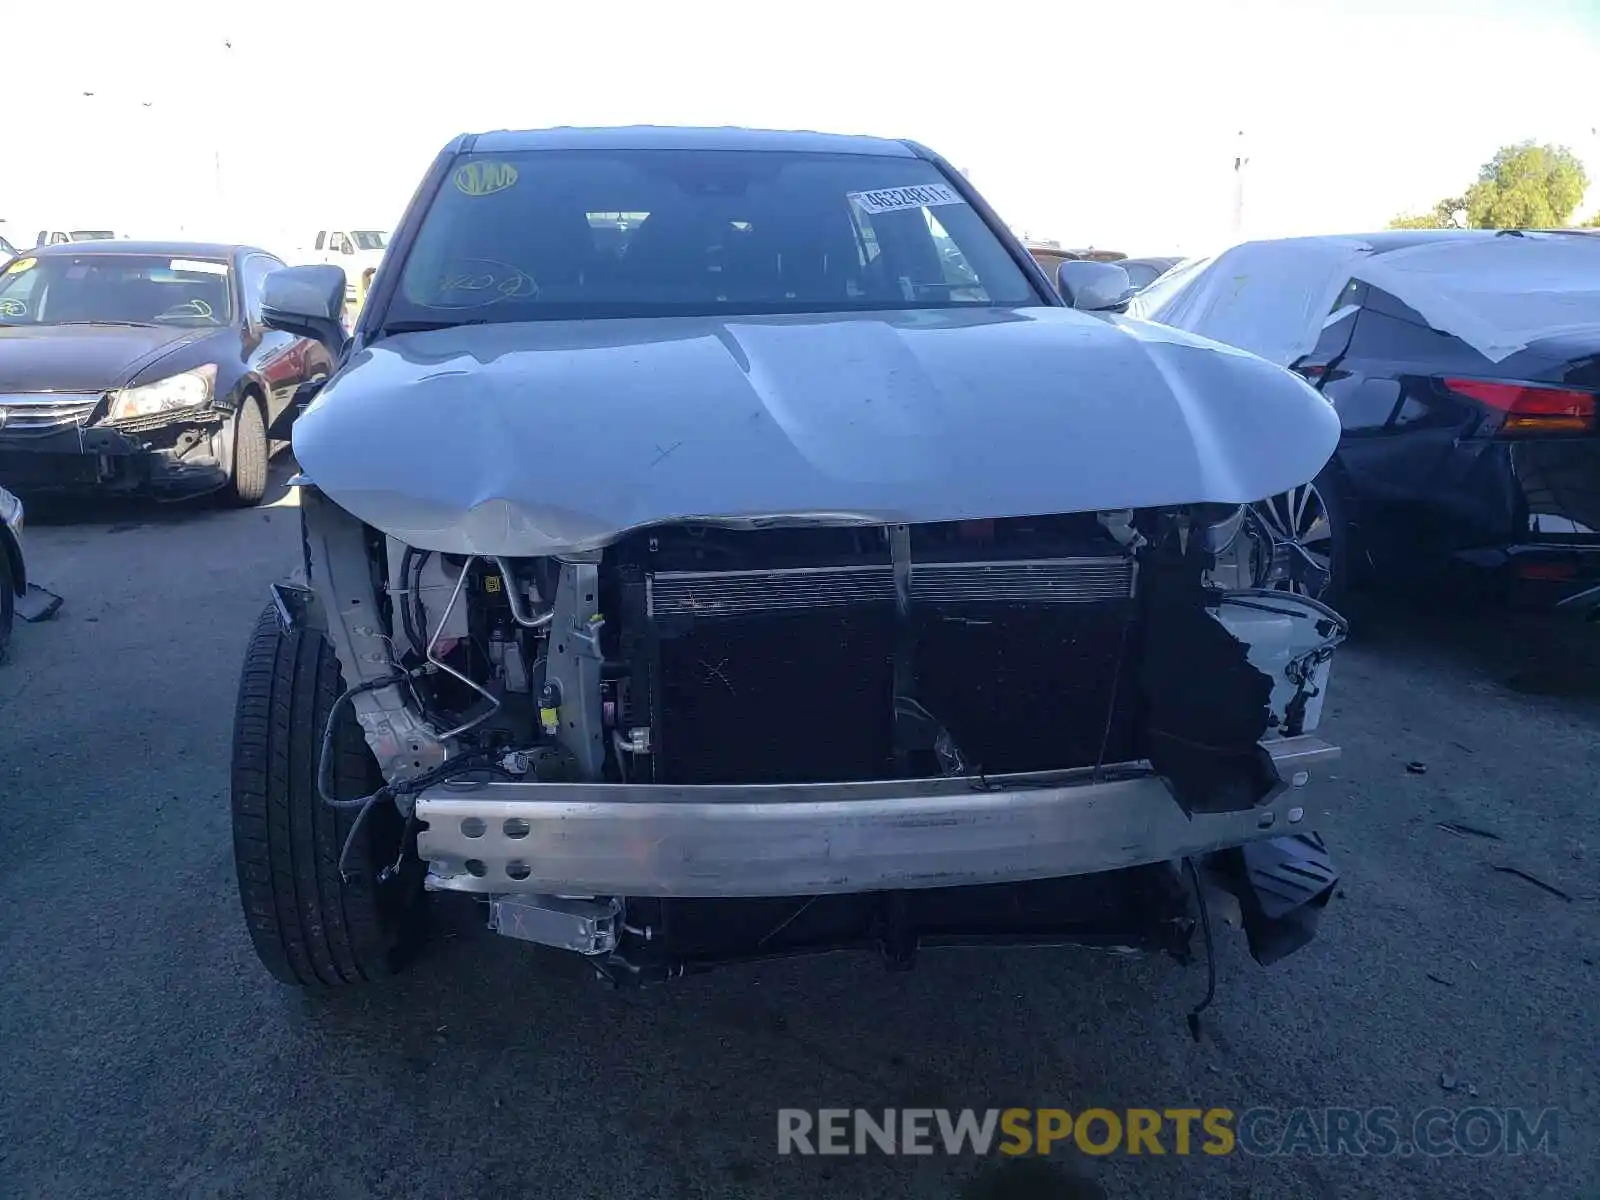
[226,396,269,507]
[230,603,424,985]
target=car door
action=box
[240,252,325,425]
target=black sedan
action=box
[0,241,334,504]
[1131,230,1600,617]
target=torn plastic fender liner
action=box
[1138,525,1280,815]
[1212,590,1346,737]
[298,485,449,788]
[1136,525,1347,816]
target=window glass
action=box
[388,148,1039,326]
[239,254,281,318]
[1122,262,1162,290]
[0,254,233,326]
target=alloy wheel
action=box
[1252,483,1334,599]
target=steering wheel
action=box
[154,298,215,322]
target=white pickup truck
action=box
[308,229,389,305]
[32,229,121,246]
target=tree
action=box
[1389,141,1589,230]
[1388,198,1466,230]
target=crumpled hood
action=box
[293,306,1341,555]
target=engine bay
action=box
[279,488,1348,982]
[361,503,1341,803]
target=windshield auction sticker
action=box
[847,184,963,214]
[170,259,230,276]
[4,257,35,274]
[453,161,519,197]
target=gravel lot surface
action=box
[3,465,1595,1199]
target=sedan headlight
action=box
[108,364,217,421]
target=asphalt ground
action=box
[2,463,1596,1199]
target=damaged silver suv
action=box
[231,127,1348,1014]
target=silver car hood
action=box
[293,307,1340,556]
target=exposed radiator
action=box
[648,557,1135,617]
[640,549,1140,786]
[654,605,896,784]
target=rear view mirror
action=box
[1056,261,1132,312]
[261,264,348,355]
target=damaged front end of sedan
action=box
[267,478,1345,1002]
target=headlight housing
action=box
[108,364,217,421]
[1191,502,1246,554]
[1203,503,1272,590]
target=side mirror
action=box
[1056,260,1132,312]
[261,264,348,354]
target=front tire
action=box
[225,397,269,507]
[230,603,424,986]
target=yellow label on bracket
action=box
[4,257,36,274]
[483,574,501,592]
[452,161,518,197]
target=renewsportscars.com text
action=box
[777,1107,1560,1158]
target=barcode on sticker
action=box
[848,184,963,215]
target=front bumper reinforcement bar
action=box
[416,736,1338,898]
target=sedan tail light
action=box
[1443,377,1597,436]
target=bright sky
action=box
[4,0,1597,260]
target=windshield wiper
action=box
[52,319,160,328]
[380,318,490,335]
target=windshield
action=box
[0,253,233,327]
[386,148,1039,327]
[352,230,387,250]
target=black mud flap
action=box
[1214,833,1338,966]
